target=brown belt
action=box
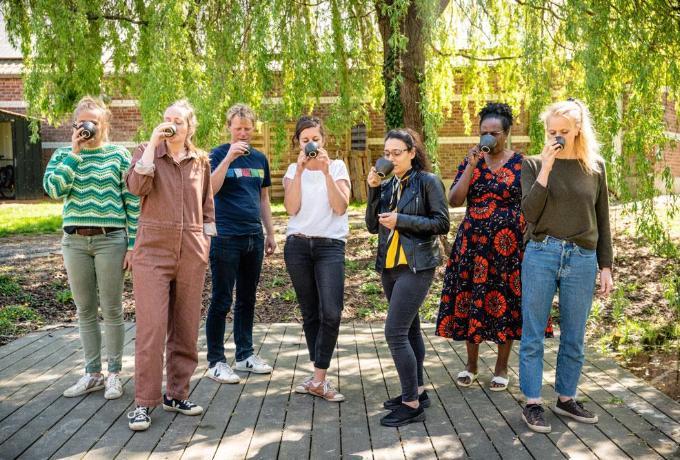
[70,227,121,236]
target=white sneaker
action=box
[104,373,123,400]
[205,362,240,384]
[63,373,105,397]
[234,355,273,374]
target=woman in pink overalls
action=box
[125,99,215,431]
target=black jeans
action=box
[284,235,345,370]
[206,234,264,364]
[382,266,435,402]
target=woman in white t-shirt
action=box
[283,115,351,402]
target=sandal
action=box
[489,375,509,392]
[456,370,478,388]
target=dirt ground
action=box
[0,210,678,400]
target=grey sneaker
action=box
[104,373,123,400]
[554,398,598,424]
[63,374,105,398]
[522,403,551,433]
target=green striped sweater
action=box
[43,144,140,250]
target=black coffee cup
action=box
[305,141,319,158]
[73,121,97,140]
[554,136,566,150]
[375,157,394,178]
[163,125,177,137]
[479,134,497,153]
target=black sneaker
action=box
[380,404,426,427]
[554,398,598,424]
[383,390,431,411]
[522,403,551,433]
[162,395,203,416]
[128,406,151,431]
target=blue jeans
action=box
[284,235,345,370]
[206,233,264,364]
[519,236,598,400]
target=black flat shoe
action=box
[383,390,431,411]
[380,404,426,427]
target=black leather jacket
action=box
[365,170,450,273]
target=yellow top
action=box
[384,173,410,269]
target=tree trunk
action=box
[400,1,425,139]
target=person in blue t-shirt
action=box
[205,104,277,384]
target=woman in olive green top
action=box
[518,99,613,434]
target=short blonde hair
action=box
[73,96,111,141]
[226,103,256,126]
[540,98,602,174]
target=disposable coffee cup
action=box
[304,141,319,158]
[375,157,394,178]
[479,134,497,154]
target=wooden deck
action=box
[0,323,678,459]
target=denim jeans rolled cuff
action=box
[519,236,598,400]
[206,233,264,365]
[61,230,127,374]
[382,266,434,403]
[284,235,345,370]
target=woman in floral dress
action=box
[436,102,552,391]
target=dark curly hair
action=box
[478,102,513,133]
[384,128,432,172]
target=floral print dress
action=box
[436,152,553,344]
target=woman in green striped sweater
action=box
[43,96,140,400]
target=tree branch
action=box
[85,13,148,25]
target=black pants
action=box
[382,266,435,402]
[284,235,345,370]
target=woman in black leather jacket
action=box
[365,128,450,427]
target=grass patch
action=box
[0,201,63,237]
[0,274,21,296]
[56,289,73,304]
[0,304,43,336]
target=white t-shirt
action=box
[283,160,351,241]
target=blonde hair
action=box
[73,96,111,141]
[540,98,602,174]
[226,103,256,126]
[167,99,207,161]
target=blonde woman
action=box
[519,98,613,433]
[43,96,139,401]
[125,100,215,431]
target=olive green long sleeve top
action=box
[521,156,613,269]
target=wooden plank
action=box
[0,328,55,360]
[276,327,315,460]
[336,324,372,460]
[180,325,270,460]
[539,341,679,459]
[16,326,139,460]
[578,343,680,424]
[116,325,263,460]
[368,323,437,460]
[246,324,300,459]
[0,327,73,376]
[147,329,236,460]
[420,326,563,460]
[0,324,135,441]
[310,336,342,459]
[352,324,405,460]
[0,325,136,458]
[211,324,284,460]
